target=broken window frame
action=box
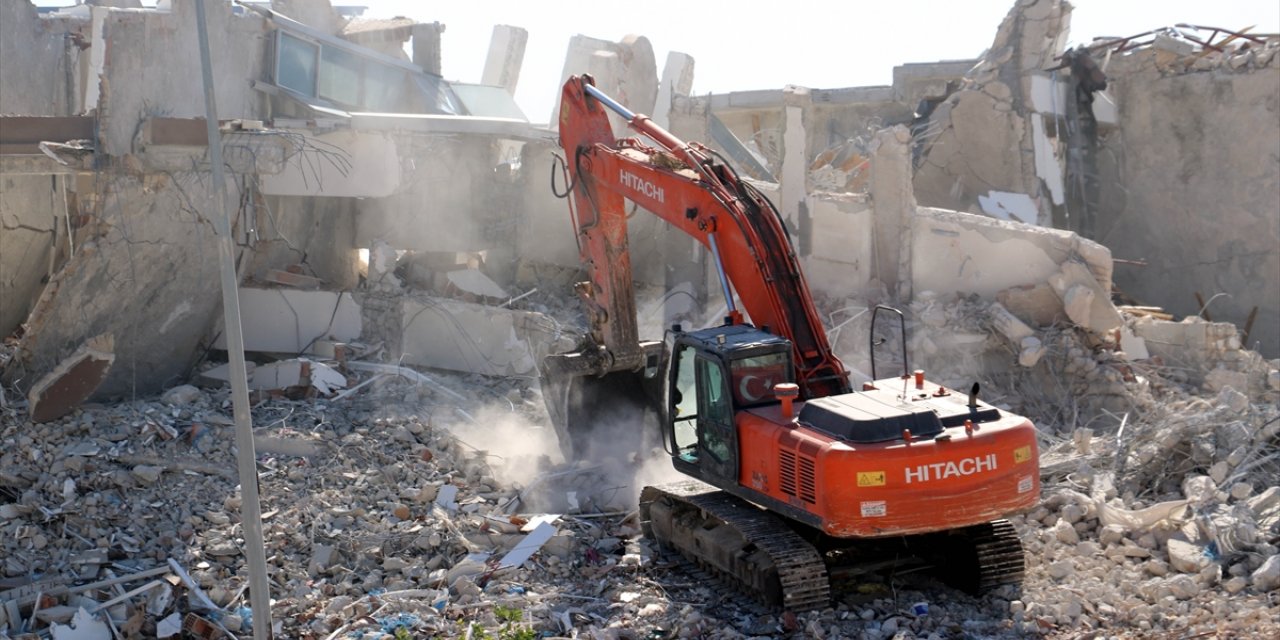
[269,27,465,116]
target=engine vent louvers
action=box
[779,449,816,504]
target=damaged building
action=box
[0,0,1278,638]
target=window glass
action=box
[729,351,790,406]
[363,63,407,112]
[277,33,318,97]
[671,345,698,455]
[415,74,466,115]
[699,357,732,425]
[319,45,361,107]
[697,356,733,462]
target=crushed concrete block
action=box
[1098,524,1126,546]
[1118,327,1149,361]
[1229,483,1253,501]
[131,465,163,485]
[1216,386,1249,413]
[1167,536,1211,573]
[28,334,115,423]
[1268,370,1280,391]
[1223,576,1249,594]
[997,283,1064,327]
[1252,556,1280,591]
[1054,519,1080,545]
[989,302,1034,342]
[160,384,203,405]
[1166,574,1199,599]
[1018,336,1046,367]
[310,545,341,574]
[1047,560,1073,579]
[1048,260,1123,335]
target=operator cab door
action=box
[669,343,737,484]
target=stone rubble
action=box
[3,301,1277,639]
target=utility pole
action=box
[193,1,272,636]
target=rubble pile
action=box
[4,311,1278,639]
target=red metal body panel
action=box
[737,394,1040,538]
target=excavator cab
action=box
[665,324,792,485]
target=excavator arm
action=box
[555,75,851,401]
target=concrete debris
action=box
[0,0,1275,638]
[27,334,115,423]
[248,358,347,396]
[160,384,203,405]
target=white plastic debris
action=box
[499,521,557,569]
[156,613,182,639]
[50,608,110,640]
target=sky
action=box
[353,0,1279,123]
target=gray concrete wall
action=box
[1099,52,1280,356]
[0,177,64,336]
[0,2,73,115]
[5,174,227,398]
[96,2,265,157]
[253,195,360,290]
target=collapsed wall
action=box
[1097,43,1280,358]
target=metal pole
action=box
[706,232,736,315]
[193,1,272,637]
[582,82,636,120]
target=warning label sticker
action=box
[857,471,886,487]
[1018,475,1034,493]
[860,500,887,517]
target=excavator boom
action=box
[557,75,850,400]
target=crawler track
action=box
[640,481,1025,611]
[640,481,829,611]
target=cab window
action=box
[729,351,789,407]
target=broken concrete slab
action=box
[249,358,347,395]
[397,296,574,377]
[28,334,114,423]
[446,268,509,300]
[215,288,361,355]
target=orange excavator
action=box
[542,75,1041,610]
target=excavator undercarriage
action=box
[640,481,1025,611]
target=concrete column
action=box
[654,52,694,130]
[869,125,917,302]
[412,22,445,75]
[779,86,812,234]
[481,25,527,95]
